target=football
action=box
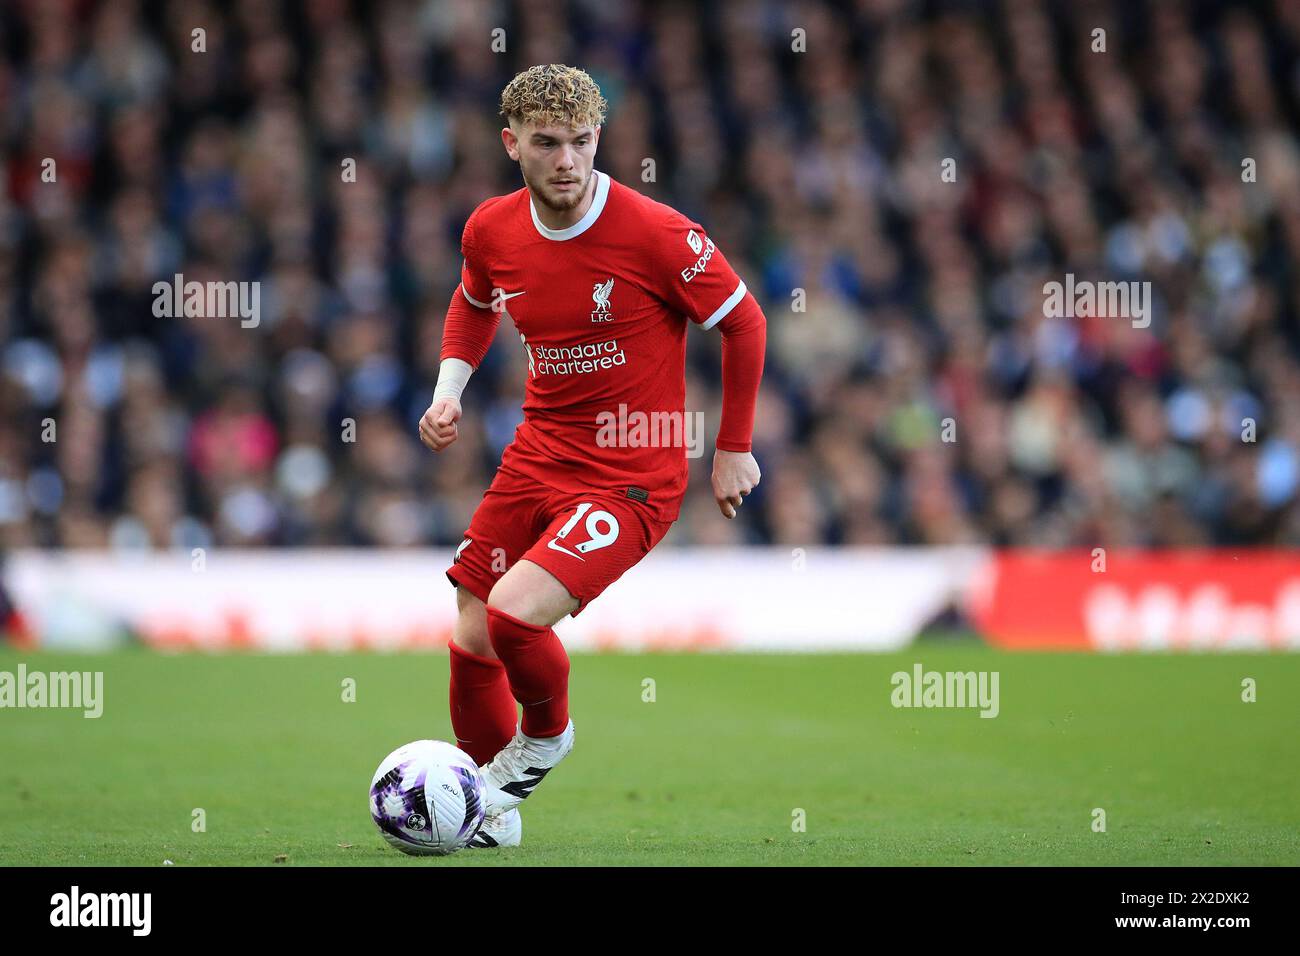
[369,740,487,856]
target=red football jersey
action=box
[457,170,748,523]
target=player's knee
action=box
[485,568,573,629]
[452,588,494,658]
[484,579,540,627]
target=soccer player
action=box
[418,64,766,847]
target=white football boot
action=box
[480,719,575,816]
[467,807,521,849]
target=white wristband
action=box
[432,358,473,403]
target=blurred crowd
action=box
[3,0,1300,552]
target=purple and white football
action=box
[369,740,486,856]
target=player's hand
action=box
[419,398,462,452]
[712,449,760,519]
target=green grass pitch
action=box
[1,646,1297,866]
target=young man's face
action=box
[503,120,600,212]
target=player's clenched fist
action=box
[711,448,761,519]
[419,398,462,452]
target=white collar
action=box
[529,170,609,241]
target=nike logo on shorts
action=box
[546,538,585,561]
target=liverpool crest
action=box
[591,277,614,322]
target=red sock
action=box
[485,606,570,738]
[448,641,517,765]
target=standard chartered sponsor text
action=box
[532,338,627,375]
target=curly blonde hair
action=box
[500,64,608,130]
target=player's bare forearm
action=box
[712,448,761,519]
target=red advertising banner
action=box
[969,551,1300,651]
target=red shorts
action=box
[446,465,674,616]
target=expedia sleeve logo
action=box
[680,232,716,283]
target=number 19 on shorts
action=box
[552,502,620,557]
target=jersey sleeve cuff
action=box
[461,282,491,310]
[699,280,747,330]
